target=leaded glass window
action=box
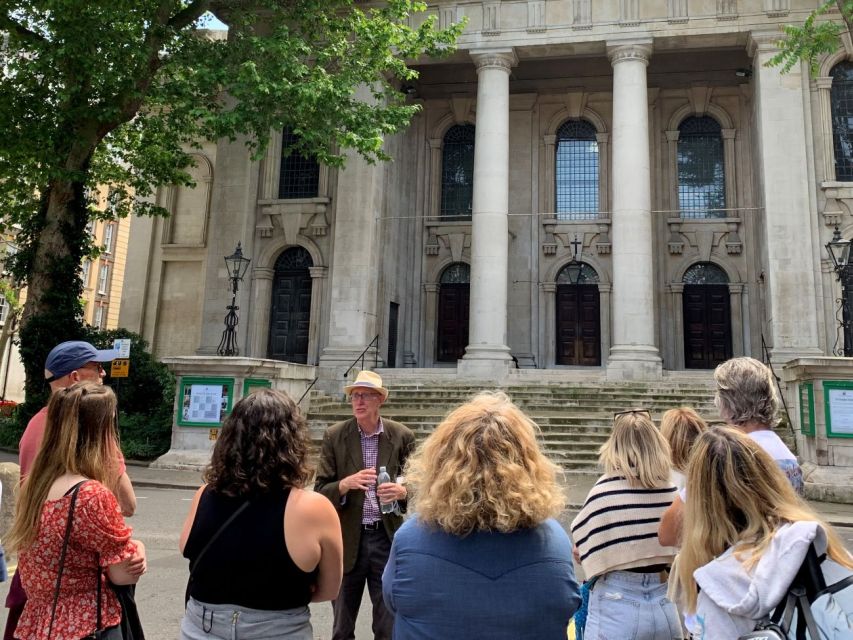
[683,262,728,285]
[677,116,726,219]
[556,262,599,285]
[556,120,599,220]
[275,246,313,271]
[831,62,853,181]
[440,262,470,284]
[441,125,475,220]
[279,129,319,199]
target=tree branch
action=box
[0,12,48,45]
[168,0,212,30]
[837,0,853,40]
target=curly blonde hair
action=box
[405,391,565,536]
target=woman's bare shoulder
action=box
[288,488,338,523]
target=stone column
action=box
[459,48,517,378]
[599,282,613,364]
[669,283,685,368]
[665,130,680,212]
[427,138,443,220]
[543,134,556,213]
[748,31,822,363]
[721,128,737,213]
[596,132,611,215]
[606,38,662,379]
[308,266,328,366]
[729,282,745,357]
[248,267,275,357]
[422,283,439,367]
[540,282,557,366]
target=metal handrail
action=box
[297,376,318,406]
[343,335,379,380]
[761,334,798,455]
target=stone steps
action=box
[304,376,727,470]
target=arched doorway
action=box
[556,263,600,366]
[436,263,470,362]
[268,247,313,363]
[683,262,732,369]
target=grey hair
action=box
[713,357,778,428]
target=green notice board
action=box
[823,380,853,439]
[243,378,272,396]
[799,382,815,436]
[178,376,234,427]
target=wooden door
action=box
[268,249,312,363]
[556,284,600,366]
[437,284,469,362]
[683,284,732,369]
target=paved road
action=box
[0,485,851,639]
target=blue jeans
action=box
[181,597,313,640]
[584,571,682,640]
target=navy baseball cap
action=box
[44,341,120,382]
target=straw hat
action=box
[343,370,389,401]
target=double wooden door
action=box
[436,283,469,362]
[556,284,600,366]
[268,249,312,364]
[683,284,732,369]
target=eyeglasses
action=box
[78,362,105,374]
[350,392,381,402]
[613,408,651,421]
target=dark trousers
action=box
[4,572,25,640]
[332,528,393,640]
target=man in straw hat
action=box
[315,370,415,640]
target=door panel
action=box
[683,284,732,369]
[268,268,312,363]
[437,284,469,362]
[556,284,600,366]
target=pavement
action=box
[125,461,853,528]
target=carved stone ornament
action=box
[607,42,653,66]
[471,49,518,72]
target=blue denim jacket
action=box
[382,517,581,640]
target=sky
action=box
[200,12,228,31]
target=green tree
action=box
[770,1,853,73]
[0,1,461,421]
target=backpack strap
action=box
[816,573,853,598]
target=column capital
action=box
[728,282,744,294]
[606,38,653,66]
[595,132,610,144]
[252,267,275,281]
[540,282,557,293]
[816,76,833,90]
[747,30,782,58]
[665,130,680,143]
[308,266,328,279]
[721,128,737,140]
[598,282,612,293]
[423,283,439,293]
[668,282,684,293]
[428,137,443,150]
[543,134,557,146]
[470,48,518,73]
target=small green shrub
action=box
[0,413,23,449]
[117,410,172,460]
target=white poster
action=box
[185,384,226,424]
[828,388,853,435]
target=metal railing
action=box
[343,335,379,381]
[297,376,318,406]
[761,334,798,455]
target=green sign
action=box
[823,380,853,439]
[243,378,272,396]
[799,382,815,436]
[177,376,234,427]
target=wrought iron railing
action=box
[761,334,798,454]
[343,335,379,382]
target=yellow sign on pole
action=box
[110,359,130,378]
[209,429,219,441]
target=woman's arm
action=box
[309,494,343,602]
[112,472,136,517]
[658,495,684,547]
[106,540,146,585]
[179,485,206,554]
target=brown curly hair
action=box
[204,388,312,496]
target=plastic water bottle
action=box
[377,466,396,514]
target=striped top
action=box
[570,474,679,579]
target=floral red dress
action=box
[16,481,137,640]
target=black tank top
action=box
[183,487,318,610]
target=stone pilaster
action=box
[748,31,822,362]
[605,38,662,379]
[459,48,517,379]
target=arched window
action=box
[279,128,319,199]
[555,120,599,220]
[677,116,726,219]
[831,62,853,181]
[441,124,475,220]
[556,262,599,285]
[682,262,729,284]
[440,262,470,284]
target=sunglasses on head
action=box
[613,408,652,421]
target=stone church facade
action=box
[120,0,853,382]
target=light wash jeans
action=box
[584,571,683,640]
[181,597,313,640]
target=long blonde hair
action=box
[7,382,119,552]
[599,412,671,488]
[405,391,565,536]
[660,407,708,473]
[677,427,853,612]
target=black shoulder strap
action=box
[189,500,250,576]
[48,480,88,638]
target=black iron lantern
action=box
[826,225,852,278]
[218,242,251,356]
[826,225,853,356]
